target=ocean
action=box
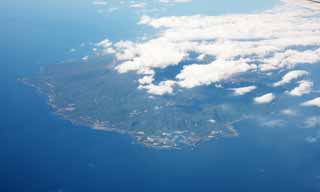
[3,0,320,191]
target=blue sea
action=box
[3,0,320,191]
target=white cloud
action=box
[176,59,257,88]
[101,0,320,95]
[301,97,320,108]
[260,49,320,72]
[139,80,176,95]
[304,116,320,128]
[230,86,257,96]
[197,54,206,61]
[82,56,89,61]
[96,38,112,48]
[115,38,186,75]
[254,93,275,104]
[273,70,309,87]
[138,75,154,85]
[96,38,116,55]
[281,109,297,116]
[129,2,146,9]
[287,80,313,96]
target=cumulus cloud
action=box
[230,86,257,96]
[301,97,320,108]
[254,93,275,104]
[260,49,320,72]
[100,0,320,95]
[176,59,256,88]
[139,80,176,95]
[273,70,309,87]
[287,80,313,96]
[115,38,186,75]
[138,75,154,85]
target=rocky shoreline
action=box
[19,77,240,150]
